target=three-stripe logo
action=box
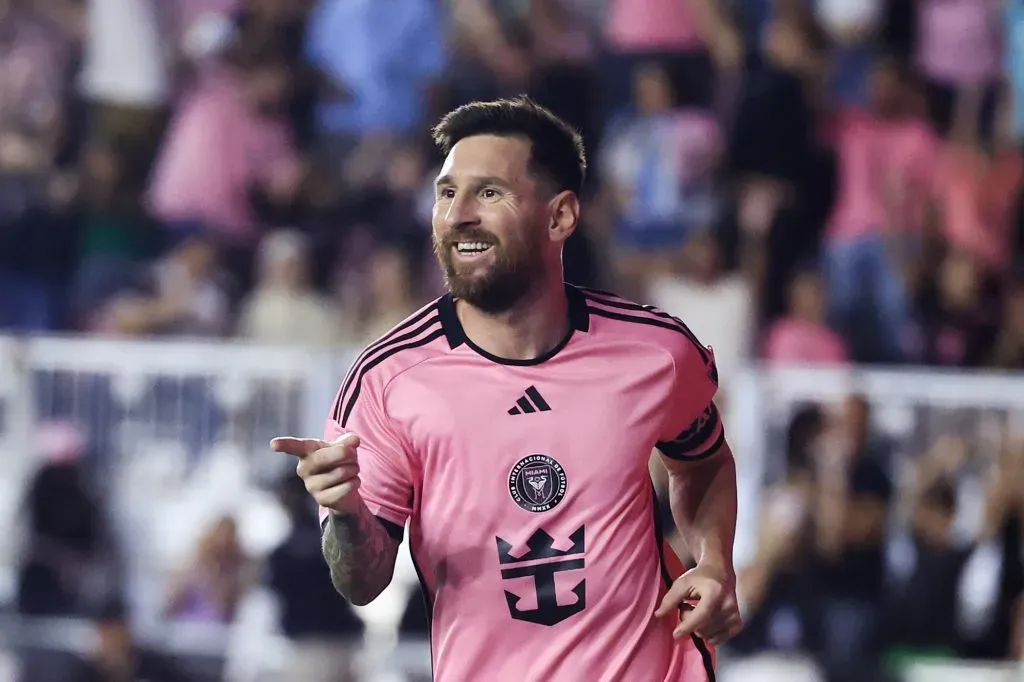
[508,386,551,415]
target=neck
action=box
[456,277,569,361]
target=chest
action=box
[397,358,670,528]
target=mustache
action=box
[438,230,499,247]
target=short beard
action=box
[433,237,540,314]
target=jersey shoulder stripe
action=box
[578,288,709,362]
[332,299,446,425]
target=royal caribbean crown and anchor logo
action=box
[495,525,586,626]
[508,453,567,513]
[498,454,584,626]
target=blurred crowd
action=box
[731,395,1024,681]
[2,0,1024,681]
[0,0,1022,372]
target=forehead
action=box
[437,134,533,184]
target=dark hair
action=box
[431,96,587,196]
[785,404,823,473]
[921,480,957,514]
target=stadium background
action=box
[0,0,1022,680]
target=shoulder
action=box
[330,297,448,425]
[575,285,712,368]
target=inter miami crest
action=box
[509,454,567,512]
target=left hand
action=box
[654,563,742,646]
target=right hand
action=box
[271,434,362,515]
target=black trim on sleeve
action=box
[321,513,405,542]
[657,403,722,460]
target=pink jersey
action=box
[320,285,724,682]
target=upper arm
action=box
[655,335,725,463]
[322,372,414,542]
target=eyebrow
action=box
[434,175,511,189]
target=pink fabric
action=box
[935,144,1023,271]
[605,0,703,53]
[320,288,722,682]
[827,110,939,242]
[762,319,850,365]
[916,0,1000,85]
[147,71,298,240]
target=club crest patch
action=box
[509,454,567,513]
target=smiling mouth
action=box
[453,242,494,255]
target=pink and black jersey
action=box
[322,285,724,682]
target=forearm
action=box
[665,444,738,572]
[322,500,400,605]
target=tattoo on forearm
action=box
[322,504,399,605]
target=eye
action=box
[438,187,455,199]
[480,188,499,199]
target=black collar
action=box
[438,284,590,366]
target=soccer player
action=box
[272,96,741,681]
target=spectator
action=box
[359,239,426,344]
[601,62,721,290]
[88,228,230,337]
[147,53,301,242]
[824,57,937,362]
[304,0,445,155]
[71,142,161,326]
[990,279,1024,369]
[733,405,823,658]
[903,249,1000,367]
[958,433,1024,661]
[816,0,884,106]
[163,515,249,624]
[77,0,174,181]
[763,268,850,365]
[0,0,69,140]
[936,85,1023,274]
[649,232,752,392]
[237,229,347,346]
[602,0,716,117]
[16,421,117,617]
[265,475,362,682]
[884,438,972,667]
[812,395,894,682]
[914,0,1001,136]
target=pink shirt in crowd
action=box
[827,110,939,242]
[605,0,703,53]
[762,318,850,365]
[916,0,1001,85]
[321,286,723,682]
[147,71,298,241]
[935,144,1023,272]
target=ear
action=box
[547,190,580,243]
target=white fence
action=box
[0,336,1021,681]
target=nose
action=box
[443,193,481,231]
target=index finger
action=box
[270,437,329,458]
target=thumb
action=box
[655,575,694,618]
[270,437,331,458]
[674,597,714,639]
[334,432,361,449]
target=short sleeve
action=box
[320,378,413,541]
[656,342,724,461]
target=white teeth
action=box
[455,242,492,253]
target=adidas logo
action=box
[507,386,551,415]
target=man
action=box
[272,96,740,681]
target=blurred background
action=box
[0,0,1022,681]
